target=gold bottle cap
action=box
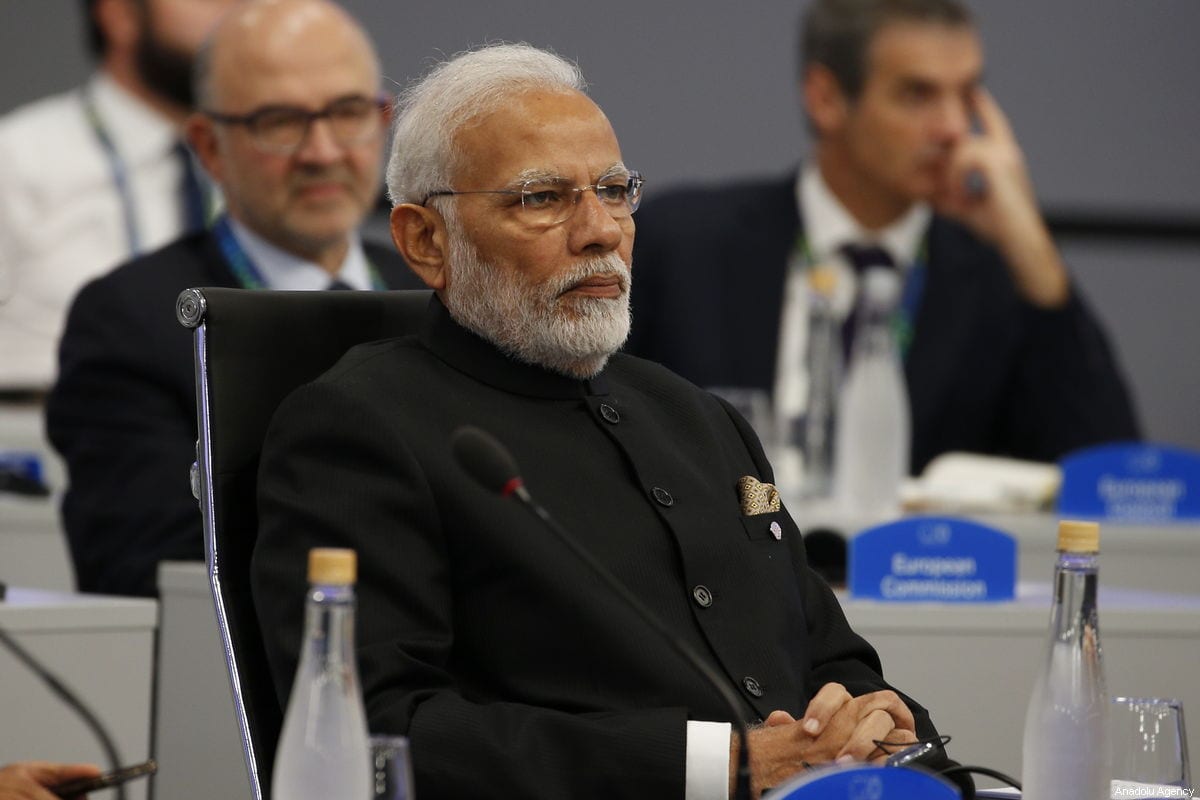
[1057,520,1100,553]
[308,548,357,585]
[808,265,838,298]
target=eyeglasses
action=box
[203,95,387,154]
[422,170,645,228]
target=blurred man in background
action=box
[627,0,1139,474]
[46,0,420,596]
[0,0,240,389]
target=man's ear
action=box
[803,64,850,137]
[391,203,449,291]
[185,113,222,183]
[95,0,141,56]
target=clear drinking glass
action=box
[1110,697,1191,799]
[706,387,776,449]
[369,735,415,800]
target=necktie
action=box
[326,279,354,290]
[839,243,896,362]
[175,141,208,234]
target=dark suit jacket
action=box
[626,173,1140,473]
[252,296,948,800]
[45,229,421,597]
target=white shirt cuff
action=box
[685,720,732,800]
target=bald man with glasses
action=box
[46,0,423,598]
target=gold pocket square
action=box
[737,475,781,515]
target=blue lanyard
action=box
[213,215,388,290]
[213,216,268,289]
[793,233,928,357]
[82,87,141,255]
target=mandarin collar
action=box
[419,294,611,400]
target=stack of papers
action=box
[901,452,1061,514]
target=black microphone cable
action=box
[451,425,754,800]
[873,735,1021,797]
[0,626,126,800]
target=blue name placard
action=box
[1058,443,1200,521]
[848,516,1016,602]
[0,450,43,483]
[765,764,961,799]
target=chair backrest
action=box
[177,286,431,800]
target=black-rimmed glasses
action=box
[203,95,388,154]
[423,170,645,228]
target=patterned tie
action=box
[839,243,896,362]
[175,141,208,233]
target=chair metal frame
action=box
[177,286,431,800]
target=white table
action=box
[0,587,157,800]
[1,400,73,591]
[157,563,1200,797]
[0,495,74,591]
[154,562,253,800]
[843,583,1200,788]
[793,504,1200,595]
[978,512,1200,596]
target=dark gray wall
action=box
[4,0,1198,449]
[5,1,1198,215]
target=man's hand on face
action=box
[934,88,1070,308]
[729,683,918,798]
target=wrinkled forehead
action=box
[451,88,625,187]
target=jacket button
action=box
[599,403,620,424]
[652,487,674,507]
[692,585,713,608]
[743,677,763,697]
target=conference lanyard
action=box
[82,87,142,255]
[793,232,928,358]
[213,215,387,290]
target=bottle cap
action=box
[808,265,838,298]
[308,548,356,585]
[1057,520,1100,553]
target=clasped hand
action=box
[731,682,918,798]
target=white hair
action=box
[385,43,586,206]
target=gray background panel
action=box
[3,0,1197,450]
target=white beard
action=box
[442,225,632,379]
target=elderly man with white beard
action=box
[252,43,958,800]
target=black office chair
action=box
[177,286,431,800]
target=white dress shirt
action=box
[0,72,189,388]
[225,217,372,291]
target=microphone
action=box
[0,626,126,800]
[450,426,753,800]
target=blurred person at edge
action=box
[45,0,422,597]
[627,0,1139,474]
[0,0,242,389]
